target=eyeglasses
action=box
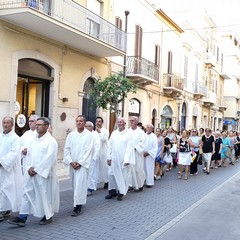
[29,120,35,122]
[192,130,197,132]
[36,124,47,126]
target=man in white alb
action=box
[85,121,100,195]
[0,117,22,222]
[105,117,134,201]
[64,115,94,216]
[95,116,109,189]
[128,116,146,191]
[143,124,158,187]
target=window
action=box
[216,46,219,63]
[135,25,142,57]
[184,55,188,87]
[155,45,160,66]
[167,51,173,74]
[86,18,100,38]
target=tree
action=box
[90,71,137,124]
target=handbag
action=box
[190,150,197,162]
[163,153,173,164]
[169,144,177,153]
[199,148,203,154]
[197,154,202,165]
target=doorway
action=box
[16,59,53,135]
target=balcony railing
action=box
[162,73,183,90]
[203,91,217,105]
[193,82,207,97]
[0,0,126,53]
[126,56,159,83]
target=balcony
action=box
[192,82,207,99]
[162,73,183,96]
[0,0,126,57]
[205,53,215,68]
[126,56,159,86]
[203,91,217,106]
[218,98,227,111]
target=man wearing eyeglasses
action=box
[0,116,22,222]
[7,117,59,227]
[20,114,39,174]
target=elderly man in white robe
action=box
[20,114,39,174]
[7,117,59,227]
[105,117,135,201]
[128,116,146,192]
[64,115,94,216]
[95,116,109,189]
[0,117,22,222]
[143,124,158,188]
[85,121,100,196]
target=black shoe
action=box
[146,185,152,188]
[139,186,144,192]
[103,182,108,189]
[128,186,134,192]
[117,193,124,201]
[7,217,26,227]
[105,189,117,199]
[39,216,52,225]
[207,171,210,175]
[2,210,11,217]
[71,206,81,217]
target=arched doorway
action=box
[16,58,53,135]
[181,102,187,129]
[82,77,97,124]
[152,109,157,129]
[160,105,173,130]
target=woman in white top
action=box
[177,129,191,180]
[189,129,201,175]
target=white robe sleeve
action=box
[64,133,74,165]
[0,135,21,172]
[93,133,100,161]
[148,135,158,159]
[135,130,146,154]
[33,138,58,178]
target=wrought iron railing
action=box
[192,82,207,96]
[162,73,183,90]
[126,56,159,83]
[0,0,126,51]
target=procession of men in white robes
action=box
[1,113,160,227]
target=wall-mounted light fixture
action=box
[62,97,68,103]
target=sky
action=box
[148,0,240,34]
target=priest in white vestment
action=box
[105,118,134,201]
[95,117,109,189]
[143,124,158,187]
[20,114,38,174]
[64,115,94,216]
[0,117,22,221]
[7,117,59,227]
[85,121,100,195]
[128,116,146,191]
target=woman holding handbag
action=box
[177,129,191,180]
[189,129,201,175]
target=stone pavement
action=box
[1,162,240,240]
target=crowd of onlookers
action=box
[153,126,240,180]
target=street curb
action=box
[145,170,240,240]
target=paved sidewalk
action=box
[1,163,240,240]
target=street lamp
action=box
[123,10,130,78]
[122,10,130,117]
[176,94,183,132]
